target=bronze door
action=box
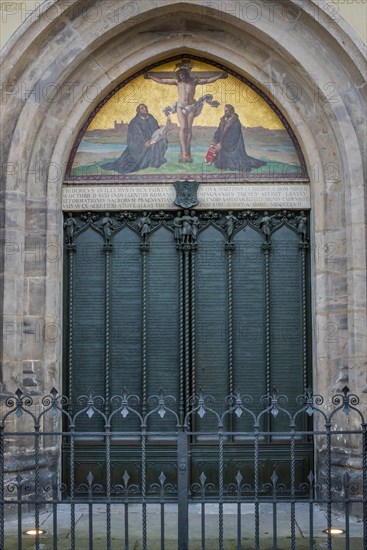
[63,210,312,491]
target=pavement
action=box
[3,502,364,549]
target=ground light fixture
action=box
[24,529,47,536]
[323,527,346,535]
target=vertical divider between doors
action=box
[300,241,309,391]
[190,242,197,399]
[178,242,185,424]
[140,240,149,418]
[262,240,271,439]
[184,245,191,409]
[104,242,112,416]
[226,241,235,438]
[67,242,76,415]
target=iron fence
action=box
[0,386,366,549]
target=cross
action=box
[144,58,227,86]
[144,59,227,162]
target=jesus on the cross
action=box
[144,59,227,163]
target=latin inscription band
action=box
[62,184,310,211]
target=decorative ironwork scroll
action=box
[1,387,365,549]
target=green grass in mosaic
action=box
[71,152,302,177]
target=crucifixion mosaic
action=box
[67,57,307,182]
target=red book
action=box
[205,144,218,164]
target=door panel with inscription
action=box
[63,210,312,492]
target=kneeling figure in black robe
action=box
[212,104,266,172]
[102,104,167,174]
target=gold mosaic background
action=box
[87,60,284,131]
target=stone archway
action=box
[1,1,365,488]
